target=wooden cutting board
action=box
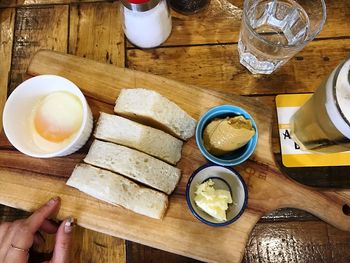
[0,50,349,263]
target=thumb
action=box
[51,217,75,263]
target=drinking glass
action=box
[238,0,326,74]
[290,57,350,153]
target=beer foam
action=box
[336,58,350,123]
[325,58,350,139]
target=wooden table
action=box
[0,0,350,262]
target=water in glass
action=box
[239,0,310,74]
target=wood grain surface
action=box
[1,0,350,262]
[31,226,126,263]
[69,1,125,67]
[0,8,15,131]
[0,0,107,8]
[127,40,350,95]
[9,5,69,92]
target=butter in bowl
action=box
[196,105,258,166]
[186,163,248,226]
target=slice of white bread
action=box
[114,88,196,141]
[94,113,183,165]
[84,140,181,194]
[66,164,168,219]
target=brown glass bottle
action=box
[169,0,210,15]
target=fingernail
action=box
[48,196,60,206]
[64,217,75,233]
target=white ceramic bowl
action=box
[3,75,93,158]
[186,163,248,226]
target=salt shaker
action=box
[121,0,172,48]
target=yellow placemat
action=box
[276,94,350,167]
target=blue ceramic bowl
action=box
[186,163,248,227]
[196,105,258,166]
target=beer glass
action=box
[238,0,326,74]
[290,57,350,153]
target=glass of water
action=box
[238,0,326,74]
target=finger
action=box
[33,232,45,246]
[51,217,75,263]
[4,222,33,263]
[40,219,59,234]
[0,220,27,260]
[4,241,29,263]
[3,231,30,263]
[0,222,11,244]
[25,197,60,233]
[0,222,13,260]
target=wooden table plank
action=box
[127,242,203,263]
[9,5,69,92]
[0,0,107,8]
[327,223,350,262]
[162,0,242,46]
[69,1,125,67]
[34,225,126,263]
[0,204,29,222]
[0,8,15,131]
[127,39,350,95]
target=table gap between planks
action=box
[0,0,350,262]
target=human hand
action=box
[0,197,74,263]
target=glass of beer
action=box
[290,57,350,153]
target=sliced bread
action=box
[66,164,168,219]
[114,88,196,140]
[94,113,183,165]
[84,140,181,194]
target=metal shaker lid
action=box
[121,0,161,12]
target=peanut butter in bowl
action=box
[195,105,258,166]
[203,116,256,156]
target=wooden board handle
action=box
[284,184,350,231]
[249,167,350,231]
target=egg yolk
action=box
[33,91,83,142]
